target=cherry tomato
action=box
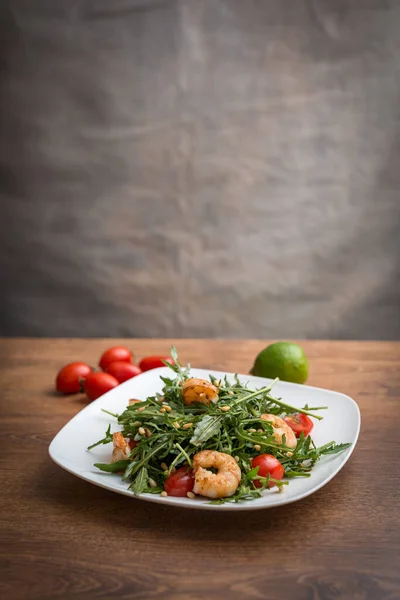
[139,355,174,372]
[164,466,195,497]
[56,362,92,394]
[251,454,284,488]
[84,372,119,401]
[99,346,132,371]
[128,439,138,450]
[284,413,313,437]
[105,361,142,383]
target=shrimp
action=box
[182,378,219,406]
[192,450,241,498]
[260,414,297,449]
[111,432,131,463]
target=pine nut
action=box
[187,492,195,499]
[228,390,234,395]
[253,444,261,452]
[287,451,293,457]
[148,478,157,488]
[129,399,142,406]
[160,462,168,471]
[161,491,168,497]
[145,428,151,438]
[160,407,166,413]
[234,456,240,463]
[221,405,230,412]
[138,427,145,436]
[137,406,146,412]
[257,429,263,433]
[182,422,193,430]
[172,422,180,429]
[164,405,172,413]
[248,428,256,433]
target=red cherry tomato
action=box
[128,439,138,450]
[164,466,195,497]
[99,346,132,371]
[139,355,174,372]
[105,361,142,383]
[56,362,92,394]
[284,413,313,437]
[84,372,119,401]
[251,454,284,488]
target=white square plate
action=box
[49,367,360,511]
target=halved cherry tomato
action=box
[105,361,142,383]
[284,413,313,437]
[56,362,93,394]
[139,355,174,372]
[251,454,284,488]
[99,346,132,371]
[84,372,119,401]
[164,466,195,497]
[128,439,138,450]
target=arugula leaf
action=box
[318,442,352,456]
[170,346,178,364]
[87,425,113,450]
[129,467,148,496]
[94,460,130,473]
[190,415,222,446]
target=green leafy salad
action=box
[88,348,351,504]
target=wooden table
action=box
[1,339,399,600]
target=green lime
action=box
[250,342,308,384]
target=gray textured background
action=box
[1,0,399,339]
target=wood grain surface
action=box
[0,339,399,600]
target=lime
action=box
[250,342,308,384]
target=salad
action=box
[88,348,351,504]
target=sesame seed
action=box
[253,444,261,452]
[148,478,157,488]
[138,427,145,436]
[145,428,151,438]
[160,462,168,471]
[187,492,195,499]
[161,491,168,497]
[221,405,230,412]
[182,422,193,430]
